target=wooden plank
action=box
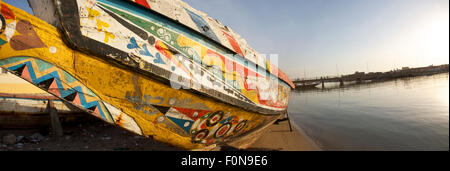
[286,112,293,132]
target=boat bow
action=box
[1,0,293,150]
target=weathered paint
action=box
[27,0,60,28]
[55,0,291,115]
[0,2,283,149]
[128,0,294,88]
[0,57,116,123]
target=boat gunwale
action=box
[123,0,295,89]
[53,0,287,115]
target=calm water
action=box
[289,73,449,151]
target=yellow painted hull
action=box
[0,2,281,149]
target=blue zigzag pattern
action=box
[4,58,113,123]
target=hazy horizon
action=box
[3,0,449,79]
[183,0,449,79]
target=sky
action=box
[3,0,449,79]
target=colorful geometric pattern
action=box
[0,57,114,123]
[0,2,277,149]
[80,0,291,111]
[127,0,295,88]
[130,0,151,9]
[154,105,249,144]
[184,7,220,43]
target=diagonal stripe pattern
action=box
[0,56,114,123]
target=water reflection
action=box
[289,73,449,150]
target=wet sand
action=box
[249,120,321,151]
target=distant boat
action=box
[0,92,89,128]
[0,73,86,128]
[295,82,320,89]
[0,0,295,150]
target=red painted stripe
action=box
[155,40,172,60]
[221,32,294,88]
[134,0,151,9]
[269,63,295,88]
[222,31,244,57]
[206,49,261,90]
[1,4,15,20]
[126,0,294,88]
[172,107,210,120]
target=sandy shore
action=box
[0,115,320,151]
[249,120,321,151]
[0,118,182,151]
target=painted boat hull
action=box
[0,1,292,150]
[54,0,293,114]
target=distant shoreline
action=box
[294,70,449,91]
[293,64,449,89]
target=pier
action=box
[293,64,449,89]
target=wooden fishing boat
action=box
[295,82,320,90]
[0,0,294,150]
[0,72,87,128]
[0,92,90,128]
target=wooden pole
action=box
[47,100,63,136]
[286,111,293,132]
[321,79,325,89]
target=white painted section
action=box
[104,102,143,135]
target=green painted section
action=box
[0,38,6,46]
[34,58,54,72]
[83,87,96,97]
[96,0,292,89]
[62,70,77,84]
[97,3,291,89]
[0,57,29,66]
[100,4,228,79]
[100,4,184,54]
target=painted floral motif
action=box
[154,106,251,145]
